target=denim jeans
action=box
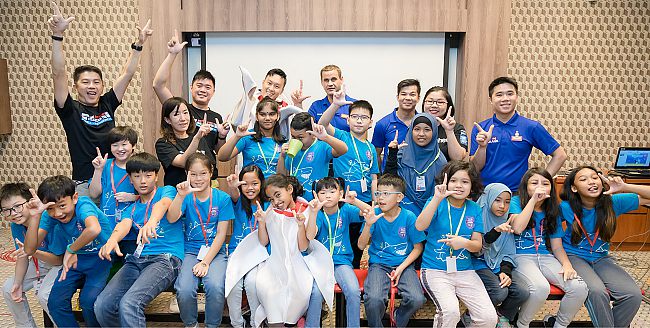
[475,268,529,321]
[363,263,425,327]
[226,266,259,328]
[48,253,111,327]
[175,251,228,328]
[94,253,181,327]
[569,255,642,328]
[2,260,60,327]
[305,279,323,328]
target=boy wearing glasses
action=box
[357,174,426,327]
[1,183,67,327]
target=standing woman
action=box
[218,97,286,178]
[558,166,650,327]
[155,97,215,186]
[422,86,468,161]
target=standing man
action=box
[372,79,421,171]
[50,1,152,197]
[301,65,357,132]
[470,76,567,192]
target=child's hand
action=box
[98,238,122,261]
[280,143,290,157]
[332,85,353,107]
[435,109,457,132]
[494,216,514,234]
[136,18,153,45]
[561,264,578,281]
[59,250,78,282]
[192,261,209,278]
[531,186,550,204]
[254,201,272,225]
[433,173,455,200]
[115,192,138,203]
[226,174,245,190]
[137,221,159,245]
[498,272,512,288]
[194,114,212,140]
[176,174,201,197]
[92,147,108,170]
[600,173,626,195]
[387,131,408,150]
[11,239,28,260]
[290,80,311,107]
[387,266,404,286]
[235,120,256,138]
[309,198,325,213]
[342,185,358,204]
[216,114,231,139]
[307,118,329,141]
[48,1,75,35]
[473,123,494,148]
[293,209,306,226]
[10,283,23,302]
[25,189,54,218]
[362,202,384,226]
[437,234,468,250]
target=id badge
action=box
[416,176,426,192]
[133,243,144,258]
[115,209,122,223]
[360,177,368,193]
[446,256,457,273]
[197,245,209,261]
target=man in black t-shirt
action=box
[49,2,152,197]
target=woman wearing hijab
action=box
[384,112,448,216]
[473,183,529,327]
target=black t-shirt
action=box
[437,123,468,161]
[189,104,223,151]
[155,132,217,186]
[55,90,120,180]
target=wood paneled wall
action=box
[0,59,11,134]
[139,0,511,153]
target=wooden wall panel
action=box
[0,59,11,134]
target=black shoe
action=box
[543,315,556,328]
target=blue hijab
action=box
[478,183,516,271]
[398,112,447,210]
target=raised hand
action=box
[433,173,455,200]
[25,189,54,219]
[498,272,512,288]
[342,185,358,204]
[254,200,273,225]
[293,209,307,226]
[531,186,551,203]
[291,80,311,107]
[92,147,108,170]
[473,123,494,148]
[216,114,231,139]
[307,118,329,140]
[226,174,245,190]
[436,108,457,131]
[194,113,212,139]
[98,238,122,260]
[309,198,325,214]
[136,18,153,45]
[494,216,514,233]
[437,234,468,250]
[176,174,201,197]
[235,120,256,138]
[167,29,187,54]
[362,202,384,226]
[193,261,209,278]
[11,239,28,260]
[48,1,75,35]
[332,84,353,107]
[387,131,408,149]
[59,250,78,281]
[600,173,626,195]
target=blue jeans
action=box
[336,264,361,327]
[175,251,228,328]
[94,254,181,327]
[364,263,426,327]
[475,268,529,321]
[305,279,322,328]
[48,253,111,327]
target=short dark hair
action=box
[191,70,216,87]
[185,152,214,173]
[488,76,519,97]
[0,182,32,203]
[422,86,456,116]
[290,112,313,131]
[108,126,138,146]
[126,152,161,174]
[397,79,421,95]
[265,174,304,200]
[348,100,373,117]
[37,176,76,203]
[73,65,103,83]
[313,177,345,194]
[437,161,483,200]
[265,68,287,87]
[377,173,406,194]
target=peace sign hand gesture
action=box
[48,1,75,36]
[254,200,273,224]
[167,29,188,54]
[474,123,494,148]
[433,173,455,200]
[194,113,212,140]
[388,131,408,149]
[92,147,108,170]
[176,174,201,197]
[435,108,457,131]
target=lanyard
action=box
[290,142,315,176]
[446,199,467,256]
[573,214,600,253]
[256,141,279,172]
[110,161,129,206]
[22,232,41,281]
[193,191,214,245]
[413,150,440,176]
[531,219,544,254]
[323,209,340,255]
[351,136,372,174]
[132,188,156,226]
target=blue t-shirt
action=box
[364,207,425,267]
[421,198,484,271]
[285,140,333,201]
[315,203,362,266]
[308,95,357,132]
[39,196,112,254]
[180,188,235,254]
[11,223,67,255]
[558,193,639,262]
[509,195,563,255]
[121,186,184,260]
[332,128,379,202]
[228,198,268,254]
[469,112,560,191]
[371,109,410,172]
[91,158,137,239]
[235,134,283,178]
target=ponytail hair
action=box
[265,173,304,200]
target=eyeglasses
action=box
[349,114,371,122]
[0,201,28,217]
[424,100,448,106]
[373,191,402,198]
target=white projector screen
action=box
[196,32,445,137]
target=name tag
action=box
[197,244,210,261]
[360,177,368,193]
[133,243,144,258]
[416,176,426,192]
[446,256,457,273]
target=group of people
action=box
[2,3,650,328]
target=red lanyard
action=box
[193,191,213,245]
[531,220,544,254]
[110,161,129,206]
[573,214,600,252]
[132,188,156,226]
[248,202,260,232]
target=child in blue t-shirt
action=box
[1,182,66,327]
[224,165,267,328]
[218,97,286,178]
[88,126,139,255]
[358,174,426,328]
[167,153,234,328]
[415,161,497,328]
[277,112,348,201]
[558,166,650,327]
[23,175,113,328]
[94,152,183,327]
[509,168,587,328]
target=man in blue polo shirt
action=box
[301,65,357,131]
[470,76,567,191]
[372,79,421,171]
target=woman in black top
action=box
[421,86,468,161]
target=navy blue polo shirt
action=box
[308,95,357,132]
[469,112,560,191]
[371,108,410,171]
